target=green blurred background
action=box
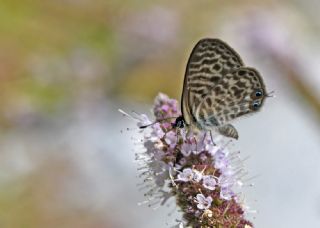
[1,0,320,227]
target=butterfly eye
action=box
[255,89,263,97]
[252,100,260,110]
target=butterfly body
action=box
[178,38,267,139]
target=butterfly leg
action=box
[175,128,179,144]
[209,130,216,146]
[201,131,207,144]
[193,136,198,151]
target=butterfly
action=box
[171,38,269,139]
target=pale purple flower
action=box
[192,170,203,182]
[161,104,170,112]
[177,168,194,182]
[181,136,207,156]
[220,186,234,201]
[151,123,165,139]
[199,153,207,161]
[206,143,220,156]
[153,93,180,119]
[194,136,206,153]
[161,122,171,129]
[202,175,217,190]
[214,150,229,170]
[136,114,152,128]
[195,194,212,210]
[181,142,196,157]
[164,131,177,148]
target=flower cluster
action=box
[130,93,253,228]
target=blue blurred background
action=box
[1,0,320,227]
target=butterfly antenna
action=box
[139,121,157,129]
[209,130,216,146]
[139,116,178,129]
[266,90,275,98]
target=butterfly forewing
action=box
[181,38,244,128]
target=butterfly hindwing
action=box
[199,67,266,126]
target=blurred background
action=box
[1,0,320,227]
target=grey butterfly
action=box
[172,38,268,139]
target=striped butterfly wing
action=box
[199,67,266,126]
[181,38,244,129]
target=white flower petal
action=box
[202,175,217,190]
[177,168,194,182]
